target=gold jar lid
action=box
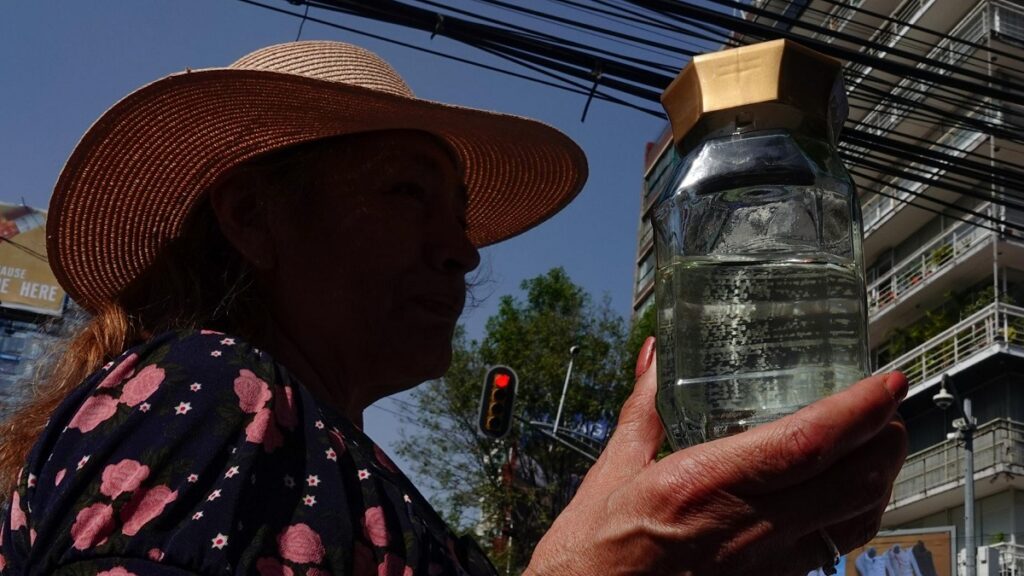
[661,39,847,151]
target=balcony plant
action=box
[875,283,996,366]
[923,243,953,277]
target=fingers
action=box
[592,338,664,483]
[730,486,896,576]
[667,371,908,495]
[762,415,907,532]
[712,416,906,575]
[771,493,895,576]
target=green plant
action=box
[926,242,954,270]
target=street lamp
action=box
[933,374,977,576]
[552,345,581,437]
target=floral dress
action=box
[0,330,498,576]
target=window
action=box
[638,216,654,248]
[644,146,681,203]
[636,252,655,291]
[994,0,1024,45]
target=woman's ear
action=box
[208,169,277,271]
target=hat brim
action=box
[48,68,588,312]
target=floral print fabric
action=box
[1,330,497,576]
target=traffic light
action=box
[478,365,517,439]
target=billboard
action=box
[841,527,956,576]
[0,204,65,316]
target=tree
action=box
[395,268,636,573]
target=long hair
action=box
[0,144,310,494]
[0,131,478,494]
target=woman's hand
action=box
[526,338,908,576]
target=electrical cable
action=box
[849,169,1023,237]
[453,0,692,63]
[847,119,1023,175]
[843,131,1024,203]
[0,238,48,264]
[243,0,1024,226]
[814,0,1024,74]
[846,153,1024,224]
[309,0,680,87]
[541,0,721,54]
[624,0,1024,101]
[237,0,663,114]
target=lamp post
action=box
[934,374,977,576]
[552,345,581,437]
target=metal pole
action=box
[552,346,579,436]
[964,397,976,576]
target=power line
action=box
[242,0,1024,226]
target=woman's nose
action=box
[430,213,480,275]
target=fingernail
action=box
[884,372,909,402]
[635,336,655,379]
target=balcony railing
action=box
[809,0,865,42]
[990,542,1024,575]
[867,205,995,315]
[855,0,986,142]
[860,124,988,233]
[891,418,1024,505]
[876,303,1024,390]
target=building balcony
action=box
[867,205,997,332]
[866,207,1024,345]
[884,417,1024,525]
[875,302,1024,399]
[859,122,988,257]
[989,542,1024,575]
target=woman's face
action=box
[253,130,480,408]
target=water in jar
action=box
[655,183,868,450]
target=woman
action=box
[0,41,907,575]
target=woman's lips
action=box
[410,294,463,320]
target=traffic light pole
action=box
[552,345,580,437]
[515,415,598,462]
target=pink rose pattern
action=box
[0,330,494,575]
[277,523,325,565]
[97,568,137,576]
[98,353,138,389]
[99,459,150,499]
[68,395,119,433]
[119,364,165,407]
[120,485,178,536]
[70,502,115,550]
[234,369,272,413]
[364,506,389,547]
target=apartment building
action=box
[635,0,1024,571]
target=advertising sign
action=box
[0,204,65,316]
[843,527,955,576]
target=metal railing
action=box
[860,125,988,233]
[891,418,1024,504]
[993,0,1024,43]
[809,0,866,42]
[876,303,1024,390]
[867,205,996,315]
[990,542,1024,576]
[853,0,987,140]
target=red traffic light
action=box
[479,366,518,439]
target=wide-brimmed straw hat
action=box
[48,41,588,313]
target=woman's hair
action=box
[0,130,484,494]
[0,143,314,494]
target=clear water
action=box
[656,257,868,450]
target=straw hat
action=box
[48,41,588,313]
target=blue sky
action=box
[1,1,708,490]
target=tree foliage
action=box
[396,268,649,572]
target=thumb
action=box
[596,337,665,481]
